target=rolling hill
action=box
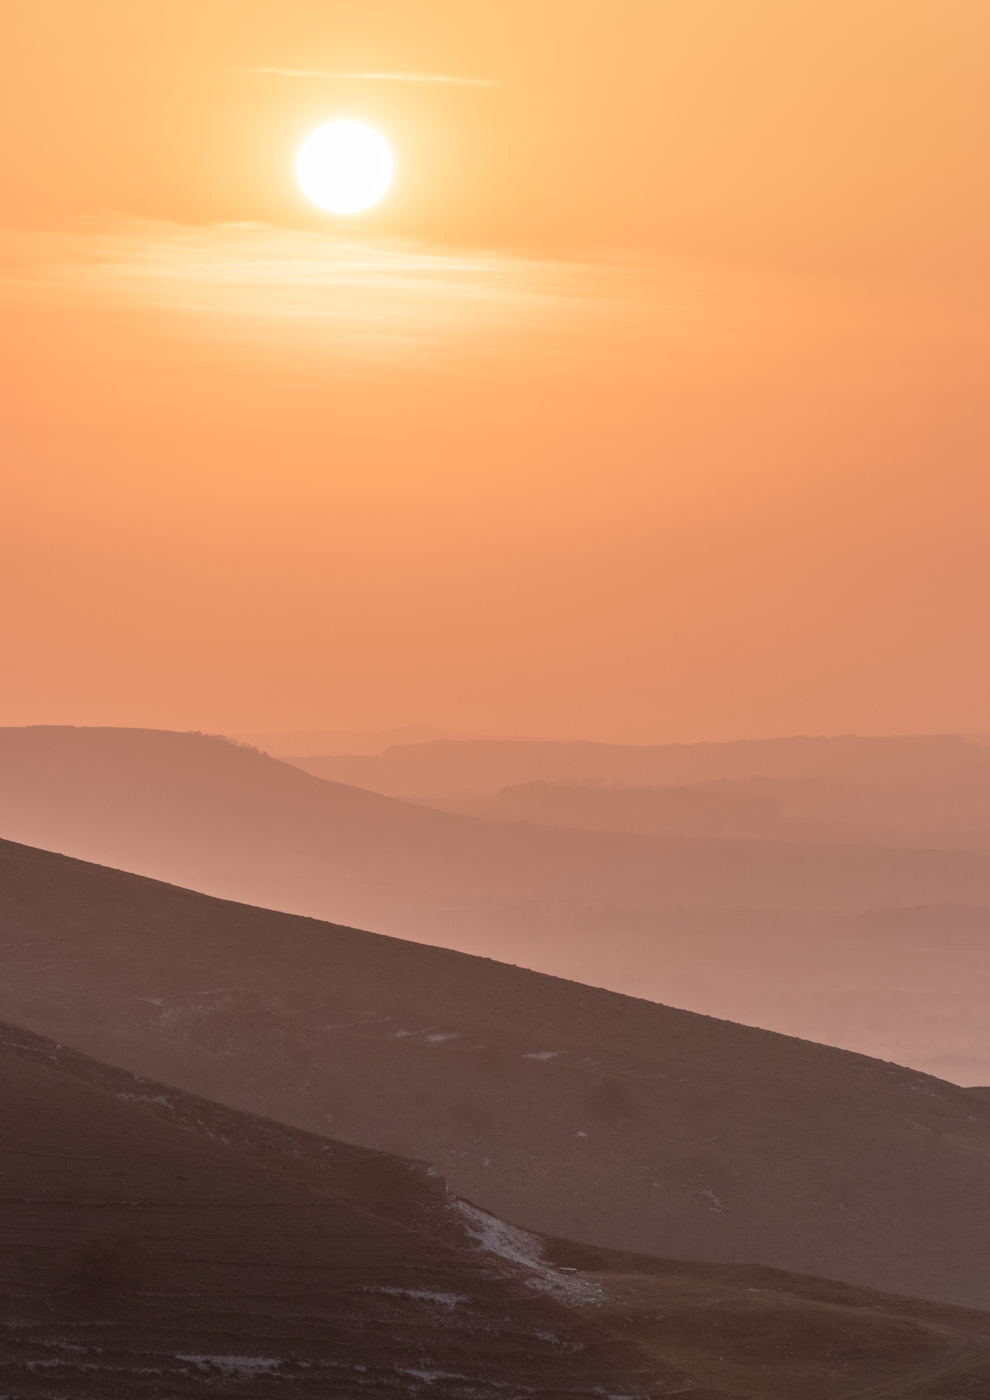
[0,1021,710,1399]
[1,725,989,1080]
[287,733,990,801]
[2,836,990,1314]
[4,1018,990,1400]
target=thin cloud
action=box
[243,68,502,87]
[0,222,570,367]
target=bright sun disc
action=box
[296,120,393,214]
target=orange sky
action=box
[2,1,988,742]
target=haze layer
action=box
[3,725,989,1082]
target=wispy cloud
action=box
[0,222,570,366]
[243,68,503,87]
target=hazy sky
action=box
[2,1,987,741]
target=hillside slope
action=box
[2,837,990,1312]
[2,726,990,1079]
[3,728,987,921]
[4,1020,989,1400]
[0,1023,709,1399]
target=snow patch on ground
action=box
[451,1200,602,1305]
[373,1288,467,1309]
[398,1368,468,1382]
[26,1360,166,1375]
[178,1355,282,1375]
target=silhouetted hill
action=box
[237,725,456,757]
[1,725,989,1080]
[288,733,990,798]
[4,1020,989,1400]
[421,772,990,851]
[2,837,990,1313]
[5,729,985,922]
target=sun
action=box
[296,120,394,214]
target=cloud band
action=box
[243,68,502,87]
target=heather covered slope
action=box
[0,1024,710,1399]
[2,838,990,1312]
[4,1022,990,1400]
[2,725,990,1078]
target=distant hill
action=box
[1,725,989,1081]
[4,1017,989,1400]
[236,724,455,757]
[3,836,990,1313]
[287,733,990,798]
[419,774,990,851]
[1,730,987,921]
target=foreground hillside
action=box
[2,837,989,1314]
[0,1022,710,1399]
[4,1020,990,1400]
[1,726,989,1078]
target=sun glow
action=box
[295,120,394,214]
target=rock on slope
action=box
[2,837,990,1312]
